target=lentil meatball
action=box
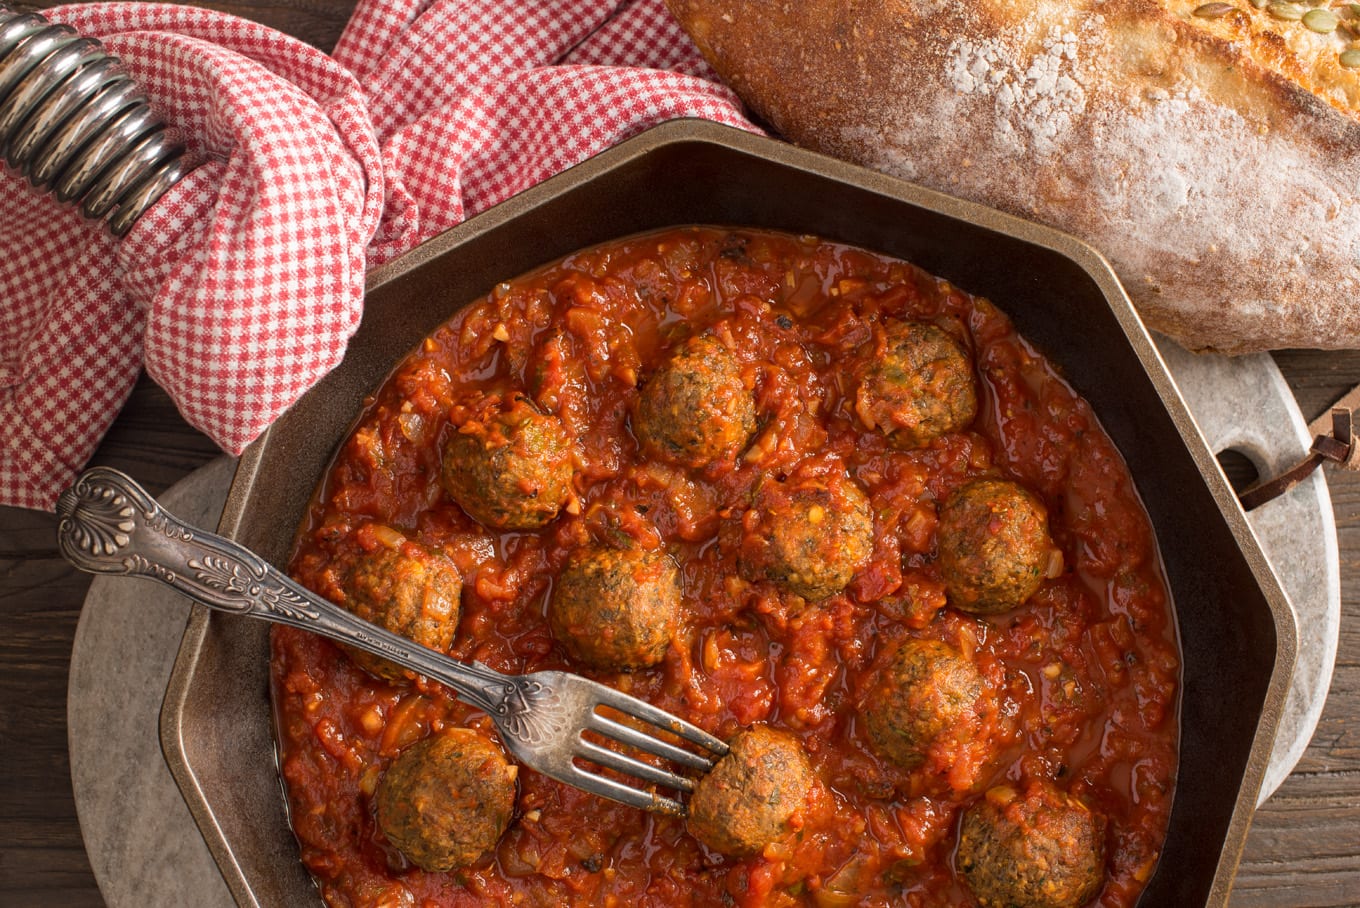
[862,639,986,769]
[633,334,757,468]
[441,392,575,530]
[938,479,1055,614]
[854,320,978,448]
[549,545,680,670]
[957,782,1106,908]
[737,470,873,601]
[687,725,815,856]
[339,535,462,682]
[375,729,518,872]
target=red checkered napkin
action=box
[0,0,754,510]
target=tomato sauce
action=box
[274,227,1180,908]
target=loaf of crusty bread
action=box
[667,0,1360,353]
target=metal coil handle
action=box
[0,5,188,236]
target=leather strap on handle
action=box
[1308,383,1360,439]
[1239,406,1360,510]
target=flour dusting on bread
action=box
[946,28,1088,157]
[668,0,1360,352]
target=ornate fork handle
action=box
[56,466,524,718]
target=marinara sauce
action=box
[274,227,1180,908]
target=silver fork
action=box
[56,466,728,816]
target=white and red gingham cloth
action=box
[0,0,754,510]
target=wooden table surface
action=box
[1,2,1358,905]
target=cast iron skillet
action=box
[159,120,1296,908]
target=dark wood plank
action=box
[0,550,91,897]
[20,0,354,52]
[0,526,98,903]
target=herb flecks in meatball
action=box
[633,334,757,468]
[687,725,815,856]
[441,392,575,530]
[737,468,873,601]
[854,320,978,448]
[957,782,1106,908]
[375,729,518,872]
[862,638,987,771]
[549,544,681,670]
[339,529,462,682]
[938,479,1056,615]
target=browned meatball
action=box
[687,725,815,856]
[442,392,575,530]
[938,479,1054,615]
[375,729,517,872]
[549,545,680,670]
[737,470,873,601]
[854,320,978,448]
[633,334,757,468]
[339,535,462,681]
[956,783,1106,908]
[862,639,986,769]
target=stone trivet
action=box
[1155,336,1341,804]
[68,455,238,908]
[66,343,1340,906]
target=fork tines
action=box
[573,687,729,816]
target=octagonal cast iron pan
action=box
[160,119,1296,908]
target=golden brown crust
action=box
[668,0,1360,352]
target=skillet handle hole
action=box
[1216,448,1261,495]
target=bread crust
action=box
[668,0,1360,352]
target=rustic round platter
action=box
[67,455,238,908]
[1154,337,1341,805]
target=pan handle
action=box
[0,4,189,235]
